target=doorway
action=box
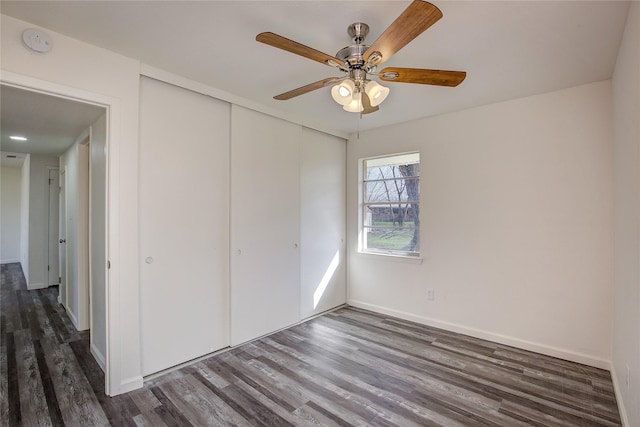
[0,82,109,385]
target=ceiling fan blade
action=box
[257,32,345,67]
[364,1,442,65]
[379,67,466,87]
[273,77,343,100]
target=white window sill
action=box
[356,251,424,265]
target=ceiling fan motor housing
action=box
[336,44,369,68]
[337,23,374,68]
[348,22,369,43]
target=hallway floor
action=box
[0,263,138,426]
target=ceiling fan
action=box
[256,0,466,114]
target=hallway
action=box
[0,263,137,426]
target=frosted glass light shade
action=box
[343,92,363,112]
[331,80,355,106]
[365,80,390,107]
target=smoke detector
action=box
[22,29,52,53]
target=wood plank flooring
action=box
[1,262,622,426]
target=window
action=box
[361,152,420,257]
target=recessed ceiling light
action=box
[9,136,28,141]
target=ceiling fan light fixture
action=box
[343,92,364,113]
[365,80,390,107]
[258,2,466,114]
[331,80,355,106]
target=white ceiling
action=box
[0,1,630,135]
[0,85,105,155]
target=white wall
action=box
[1,166,22,263]
[19,155,30,280]
[347,81,613,368]
[90,112,108,370]
[27,154,60,289]
[60,133,90,330]
[1,14,142,394]
[612,2,640,425]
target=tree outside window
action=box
[362,153,420,256]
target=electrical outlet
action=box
[626,365,630,388]
[426,289,435,301]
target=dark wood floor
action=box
[1,262,622,426]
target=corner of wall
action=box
[611,2,640,426]
[611,364,631,426]
[111,376,144,397]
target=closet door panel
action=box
[140,77,230,375]
[230,105,301,345]
[300,128,347,318]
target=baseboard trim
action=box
[91,343,106,373]
[348,299,611,370]
[0,259,20,264]
[27,282,46,290]
[610,365,630,426]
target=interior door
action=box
[89,112,108,371]
[58,169,67,306]
[139,77,230,375]
[48,168,60,286]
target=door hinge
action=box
[107,260,111,269]
[48,265,50,271]
[49,178,52,185]
[58,276,61,284]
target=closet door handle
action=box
[59,239,66,243]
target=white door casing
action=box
[58,169,67,305]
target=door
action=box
[230,106,301,346]
[58,169,67,305]
[89,113,108,371]
[48,169,60,286]
[139,77,230,375]
[300,128,347,318]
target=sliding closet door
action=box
[230,105,301,345]
[139,77,230,375]
[300,128,347,318]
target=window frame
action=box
[359,152,421,258]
